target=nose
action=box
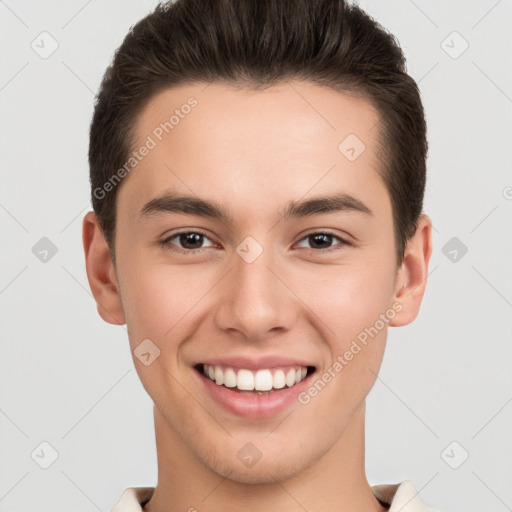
[213,241,298,343]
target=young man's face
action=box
[84,81,431,484]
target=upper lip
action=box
[197,355,316,371]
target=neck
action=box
[144,401,387,512]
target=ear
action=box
[82,211,126,325]
[389,213,433,327]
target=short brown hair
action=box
[89,0,428,266]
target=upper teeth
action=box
[202,364,308,391]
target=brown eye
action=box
[296,232,350,253]
[161,230,215,255]
[177,232,205,250]
[308,233,334,249]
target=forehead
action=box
[135,81,380,155]
[120,80,388,224]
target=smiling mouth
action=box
[195,363,316,395]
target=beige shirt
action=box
[108,480,440,511]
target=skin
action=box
[83,81,432,512]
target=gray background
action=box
[1,1,511,511]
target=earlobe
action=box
[389,214,433,327]
[82,211,126,325]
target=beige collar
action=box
[110,480,438,512]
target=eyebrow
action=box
[139,191,373,224]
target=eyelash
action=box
[159,229,351,256]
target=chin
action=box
[196,442,316,485]
[215,459,307,485]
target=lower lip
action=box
[196,367,314,419]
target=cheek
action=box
[117,260,203,396]
[117,254,212,345]
[301,258,396,342]
[298,265,396,417]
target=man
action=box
[83,0,437,510]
